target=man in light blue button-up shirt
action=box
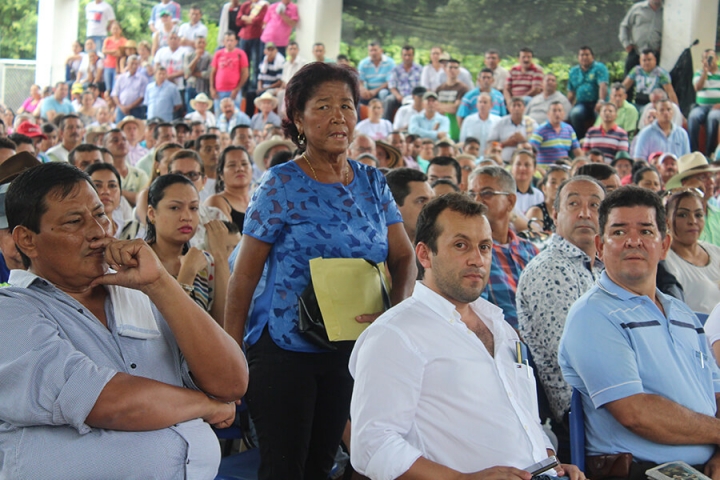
[408,91,450,141]
[0,162,248,479]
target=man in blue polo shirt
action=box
[529,101,582,165]
[357,42,395,105]
[559,186,720,480]
[567,46,609,140]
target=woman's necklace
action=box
[302,152,349,186]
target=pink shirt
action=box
[103,36,126,69]
[260,2,298,47]
[211,48,249,91]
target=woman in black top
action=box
[205,145,252,229]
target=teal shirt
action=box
[700,204,720,246]
[567,61,609,103]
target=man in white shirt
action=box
[350,192,585,480]
[85,0,115,54]
[393,86,426,132]
[459,93,500,152]
[177,6,208,55]
[154,32,186,93]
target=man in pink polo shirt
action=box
[210,31,250,115]
[260,0,299,57]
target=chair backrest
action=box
[569,388,585,471]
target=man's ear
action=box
[507,192,517,213]
[12,225,37,263]
[595,234,604,262]
[415,241,432,271]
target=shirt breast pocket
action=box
[514,362,540,415]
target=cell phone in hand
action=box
[524,455,560,476]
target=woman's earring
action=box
[298,133,306,145]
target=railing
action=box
[0,59,37,111]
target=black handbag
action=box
[297,259,391,350]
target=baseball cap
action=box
[422,91,438,100]
[15,121,47,140]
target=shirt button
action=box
[524,425,529,431]
[130,363,137,369]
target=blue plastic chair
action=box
[215,448,261,480]
[569,388,585,472]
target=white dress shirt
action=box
[349,281,554,480]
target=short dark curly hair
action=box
[281,62,360,150]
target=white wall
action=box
[661,0,718,72]
[295,0,343,62]
[36,0,79,87]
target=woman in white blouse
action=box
[664,189,720,314]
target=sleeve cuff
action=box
[360,436,423,480]
[590,380,644,409]
[53,359,117,434]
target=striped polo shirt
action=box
[583,124,629,162]
[506,64,544,97]
[694,69,720,105]
[357,55,396,91]
[529,121,580,165]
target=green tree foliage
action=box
[343,0,636,61]
[0,0,39,59]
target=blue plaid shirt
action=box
[481,230,539,329]
[388,63,422,97]
[358,55,396,91]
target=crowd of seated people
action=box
[7,0,720,478]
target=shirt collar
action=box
[8,269,43,288]
[597,270,662,302]
[412,280,506,329]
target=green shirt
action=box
[693,69,720,105]
[700,204,720,246]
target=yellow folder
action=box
[308,257,389,341]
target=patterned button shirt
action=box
[388,63,423,97]
[517,234,603,421]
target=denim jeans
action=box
[688,104,720,154]
[185,86,198,114]
[104,67,116,95]
[240,38,264,92]
[116,105,147,123]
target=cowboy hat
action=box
[253,135,295,171]
[190,93,213,111]
[664,152,720,189]
[118,40,138,56]
[253,91,278,109]
[85,124,111,145]
[375,140,402,169]
[117,115,146,137]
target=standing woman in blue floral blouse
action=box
[225,62,417,479]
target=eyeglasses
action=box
[468,190,511,200]
[171,171,202,181]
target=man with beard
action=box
[350,193,584,480]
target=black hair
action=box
[8,133,33,147]
[195,133,219,152]
[385,168,428,206]
[269,149,293,168]
[576,163,617,181]
[0,137,18,151]
[428,156,461,184]
[578,45,594,56]
[431,179,461,192]
[41,123,57,135]
[415,192,488,278]
[230,123,251,141]
[632,165,660,186]
[598,186,667,238]
[640,48,657,58]
[153,122,175,140]
[6,163,91,267]
[282,62,360,150]
[85,162,123,190]
[68,143,102,166]
[183,139,195,149]
[223,220,240,235]
[58,114,81,131]
[145,174,197,244]
[464,136,480,146]
[215,145,250,193]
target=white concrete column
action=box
[36,0,79,86]
[661,0,719,72]
[295,0,343,62]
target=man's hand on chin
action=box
[90,238,166,291]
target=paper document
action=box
[308,257,388,341]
